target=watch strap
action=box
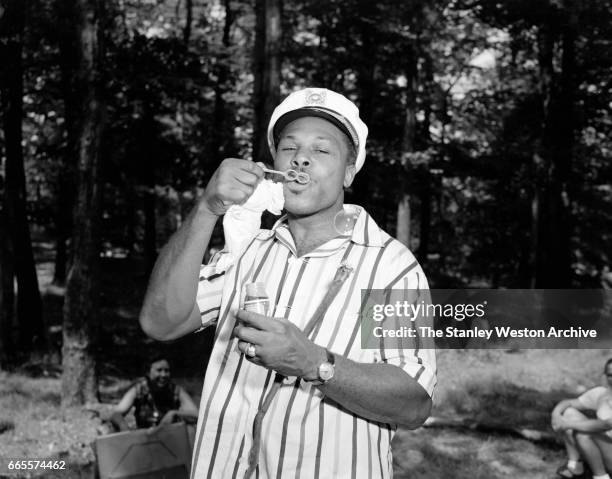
[325,348,335,366]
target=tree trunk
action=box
[52,180,71,286]
[0,0,45,355]
[62,0,104,407]
[252,0,281,164]
[0,200,15,366]
[547,11,575,288]
[211,0,235,164]
[54,0,79,286]
[529,174,541,288]
[143,185,157,275]
[183,0,193,46]
[125,176,136,256]
[533,5,575,288]
[396,196,411,247]
[396,49,417,249]
[141,105,157,275]
[419,175,431,260]
[348,1,377,205]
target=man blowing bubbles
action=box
[140,88,436,479]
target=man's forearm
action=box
[140,202,218,340]
[317,351,432,428]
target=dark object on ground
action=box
[0,419,15,434]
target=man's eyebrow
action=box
[279,134,333,142]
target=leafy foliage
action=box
[4,0,611,288]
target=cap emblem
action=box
[304,89,326,106]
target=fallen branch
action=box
[423,416,562,447]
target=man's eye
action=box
[281,146,296,151]
[315,149,329,154]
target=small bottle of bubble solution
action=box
[242,282,270,316]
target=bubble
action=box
[333,206,360,235]
[284,169,310,184]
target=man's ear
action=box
[343,164,356,188]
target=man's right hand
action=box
[201,158,264,216]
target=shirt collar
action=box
[256,204,385,250]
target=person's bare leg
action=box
[575,432,606,476]
[561,408,587,473]
[592,434,612,474]
[564,429,582,462]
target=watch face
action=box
[319,362,334,381]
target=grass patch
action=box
[0,372,98,468]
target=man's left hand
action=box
[233,309,326,380]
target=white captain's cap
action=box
[267,88,369,172]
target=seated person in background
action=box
[552,358,612,479]
[109,355,199,431]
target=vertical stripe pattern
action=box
[191,205,436,478]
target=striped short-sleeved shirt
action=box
[191,205,436,479]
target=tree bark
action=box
[396,49,417,249]
[532,5,575,288]
[0,193,14,366]
[547,11,575,288]
[0,0,45,354]
[183,0,193,46]
[53,0,79,286]
[61,0,104,407]
[252,0,281,164]
[396,196,411,247]
[141,104,157,276]
[419,175,431,260]
[211,0,235,164]
[348,1,377,205]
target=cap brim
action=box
[272,108,357,150]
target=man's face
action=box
[274,116,356,217]
[148,359,171,388]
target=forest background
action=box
[0,0,611,476]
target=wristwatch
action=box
[311,349,335,386]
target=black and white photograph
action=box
[0,0,611,477]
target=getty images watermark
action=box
[360,289,612,349]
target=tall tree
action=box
[61,0,105,407]
[0,175,13,365]
[53,0,79,286]
[211,0,236,164]
[532,2,576,287]
[252,0,281,163]
[396,50,418,248]
[0,0,45,354]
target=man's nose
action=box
[290,149,311,169]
